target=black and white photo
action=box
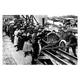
[2,15,78,65]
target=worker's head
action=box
[67,30,72,35]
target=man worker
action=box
[65,30,77,57]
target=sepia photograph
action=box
[2,15,78,65]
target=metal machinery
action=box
[37,16,78,65]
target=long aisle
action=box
[3,33,32,65]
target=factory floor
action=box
[3,33,32,65]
